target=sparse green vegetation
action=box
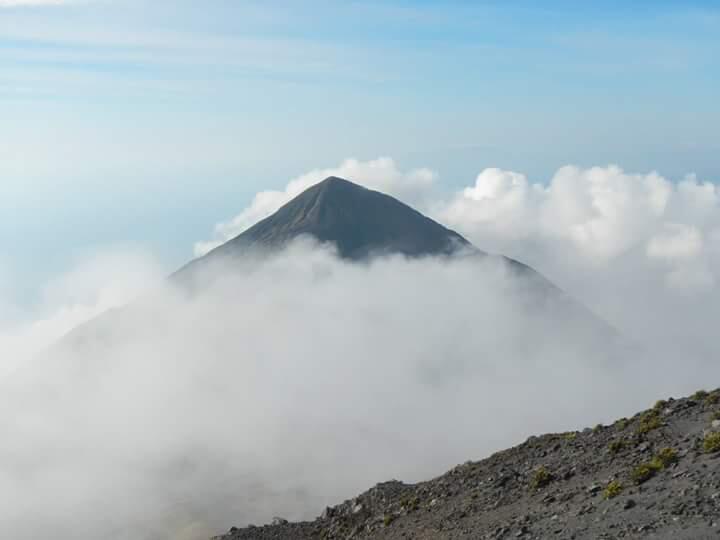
[654,399,668,411]
[692,390,709,401]
[608,439,626,454]
[655,447,678,467]
[637,410,662,435]
[711,411,720,421]
[564,432,577,441]
[603,480,623,499]
[703,432,720,453]
[530,466,554,489]
[593,423,603,432]
[615,418,629,430]
[383,514,395,527]
[400,496,419,512]
[706,391,720,406]
[631,447,679,484]
[631,461,662,484]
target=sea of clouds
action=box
[1,158,719,539]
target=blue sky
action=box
[1,0,719,305]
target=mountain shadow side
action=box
[173,176,476,284]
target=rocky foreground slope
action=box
[214,389,720,540]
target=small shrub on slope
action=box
[631,447,679,484]
[653,399,668,411]
[608,439,626,454]
[632,462,661,484]
[603,480,623,499]
[703,432,720,453]
[530,466,554,490]
[637,410,662,435]
[655,447,678,467]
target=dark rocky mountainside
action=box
[175,177,474,283]
[170,176,596,327]
[214,389,720,540]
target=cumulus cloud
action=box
[194,158,435,256]
[440,165,676,261]
[437,164,719,296]
[431,162,720,345]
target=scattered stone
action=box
[352,503,364,514]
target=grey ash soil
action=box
[214,390,720,540]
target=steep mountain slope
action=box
[174,176,474,284]
[214,389,720,540]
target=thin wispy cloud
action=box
[0,0,76,7]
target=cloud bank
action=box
[1,158,719,540]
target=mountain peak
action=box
[178,178,473,277]
[298,175,374,211]
[317,175,356,187]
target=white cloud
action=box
[435,164,719,298]
[647,223,703,260]
[0,251,162,377]
[664,262,715,292]
[436,167,543,238]
[441,164,676,261]
[3,242,716,540]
